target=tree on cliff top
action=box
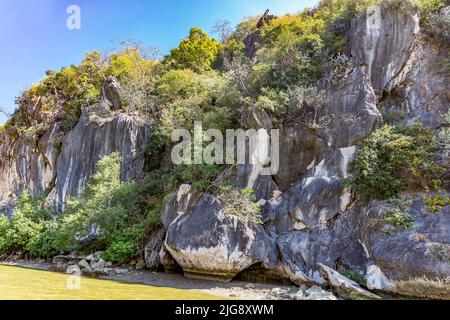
[167,27,221,73]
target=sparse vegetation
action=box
[423,192,450,212]
[339,268,367,286]
[429,243,450,262]
[393,276,450,300]
[218,185,262,224]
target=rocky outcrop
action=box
[0,124,63,217]
[164,189,277,281]
[378,34,450,128]
[158,1,450,290]
[350,1,420,95]
[364,199,450,280]
[102,76,122,110]
[1,0,448,300]
[0,93,150,214]
[50,110,149,211]
[319,264,381,300]
[321,66,382,147]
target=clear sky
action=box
[0,0,318,124]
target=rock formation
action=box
[1,0,449,300]
[158,2,450,296]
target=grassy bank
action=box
[0,265,220,300]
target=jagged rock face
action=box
[0,124,62,217]
[321,67,382,147]
[265,146,355,233]
[350,1,420,95]
[378,34,450,128]
[365,199,450,280]
[143,226,166,269]
[274,127,329,190]
[0,108,150,214]
[102,76,122,110]
[276,208,370,285]
[164,191,277,282]
[51,111,150,211]
[159,3,450,288]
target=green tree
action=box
[168,27,221,72]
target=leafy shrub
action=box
[414,0,450,23]
[256,32,325,90]
[0,192,54,257]
[54,152,138,251]
[427,10,450,39]
[423,192,450,212]
[101,225,143,265]
[379,196,414,230]
[338,268,367,286]
[349,123,444,199]
[327,53,354,85]
[383,209,414,229]
[218,185,262,223]
[437,128,450,149]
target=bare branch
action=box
[212,19,233,43]
[0,105,10,120]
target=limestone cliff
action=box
[160,2,450,293]
[0,0,449,299]
[0,101,150,215]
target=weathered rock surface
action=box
[378,35,450,128]
[164,191,277,281]
[159,2,449,292]
[366,264,393,291]
[102,76,122,110]
[319,264,381,300]
[51,111,150,211]
[1,0,449,300]
[298,286,338,300]
[0,124,63,217]
[350,1,420,95]
[0,81,150,214]
[144,225,166,269]
[364,199,450,280]
[321,66,382,147]
[264,146,355,233]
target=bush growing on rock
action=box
[218,185,262,223]
[349,123,445,199]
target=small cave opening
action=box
[233,263,294,285]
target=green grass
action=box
[0,265,221,300]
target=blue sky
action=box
[0,0,318,124]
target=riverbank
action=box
[0,261,296,300]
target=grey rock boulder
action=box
[319,264,381,300]
[102,76,122,110]
[78,259,90,269]
[164,193,277,282]
[301,286,338,300]
[366,264,393,291]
